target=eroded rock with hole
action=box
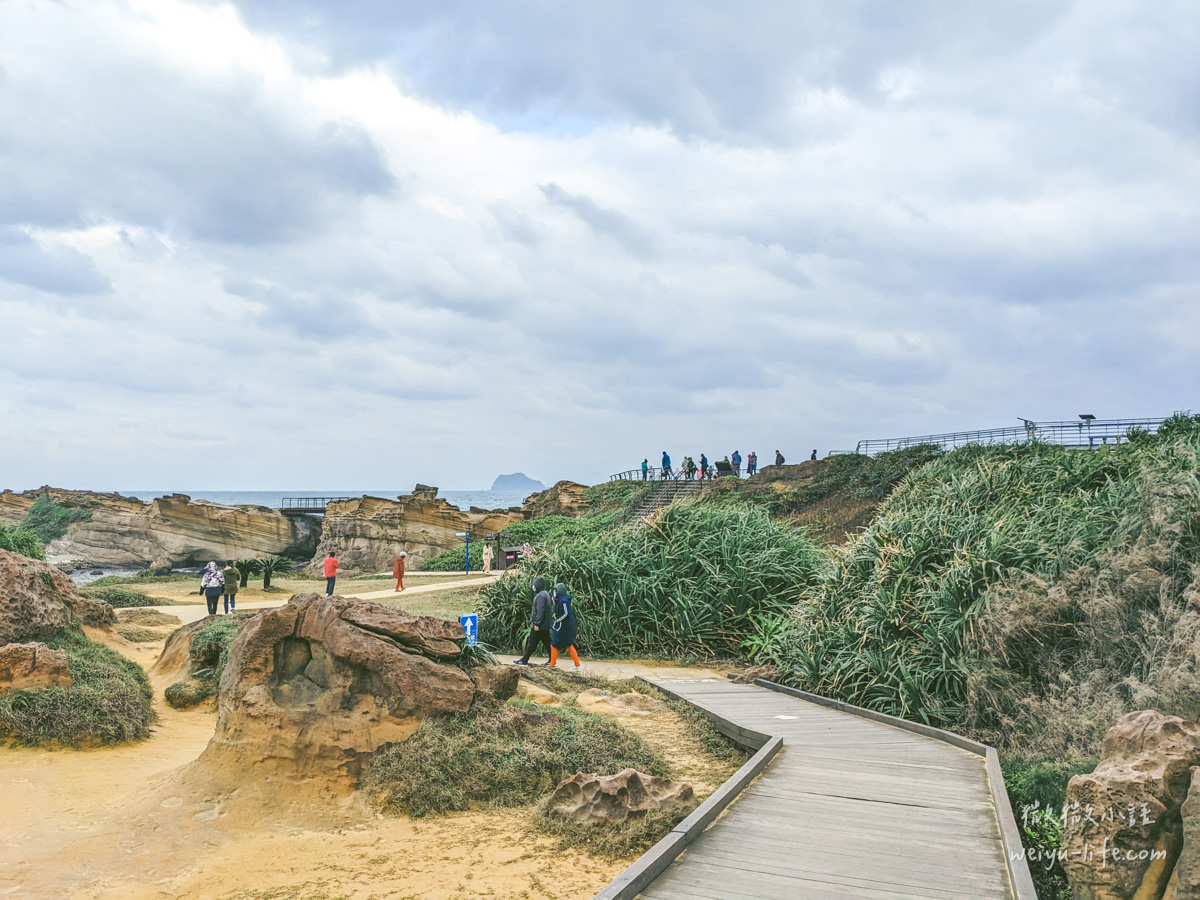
[1063,710,1200,899]
[546,769,694,826]
[0,642,72,691]
[0,549,114,645]
[192,594,512,787]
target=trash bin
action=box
[499,547,523,570]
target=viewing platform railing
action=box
[279,496,353,514]
[853,417,1166,456]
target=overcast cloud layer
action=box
[1,0,1197,492]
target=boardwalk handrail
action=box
[854,416,1166,456]
[594,679,783,900]
[278,496,353,513]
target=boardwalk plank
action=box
[631,679,1015,899]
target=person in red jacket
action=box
[323,551,339,596]
[393,551,406,592]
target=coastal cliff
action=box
[308,486,525,573]
[0,488,320,571]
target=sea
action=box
[120,489,535,511]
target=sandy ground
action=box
[0,616,735,900]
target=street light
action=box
[455,532,469,575]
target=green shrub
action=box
[190,617,241,678]
[116,625,165,642]
[19,494,94,544]
[0,626,154,746]
[362,702,666,817]
[478,503,828,658]
[0,522,45,560]
[420,514,621,572]
[164,677,215,709]
[83,586,168,608]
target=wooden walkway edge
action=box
[595,678,1036,900]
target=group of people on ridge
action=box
[513,576,579,669]
[644,448,790,480]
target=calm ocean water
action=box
[120,489,534,511]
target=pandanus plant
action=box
[234,558,261,588]
[259,555,293,589]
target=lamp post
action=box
[455,532,469,575]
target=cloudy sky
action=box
[1,0,1196,493]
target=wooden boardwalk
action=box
[633,679,1022,900]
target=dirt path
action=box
[0,629,733,900]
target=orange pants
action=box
[549,646,580,667]
[394,577,404,591]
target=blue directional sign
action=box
[459,614,478,646]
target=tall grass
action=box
[479,503,829,658]
[764,415,1200,739]
[420,513,620,571]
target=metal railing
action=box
[610,466,726,482]
[853,417,1166,456]
[279,496,353,514]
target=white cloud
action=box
[0,0,1196,492]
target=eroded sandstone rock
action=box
[1063,710,1200,899]
[521,481,593,519]
[0,488,319,570]
[1164,768,1200,900]
[546,769,694,826]
[193,594,514,786]
[0,549,115,644]
[0,642,72,691]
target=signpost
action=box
[455,531,469,574]
[459,614,478,646]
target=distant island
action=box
[491,473,545,492]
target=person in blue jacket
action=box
[549,583,580,668]
[661,450,672,479]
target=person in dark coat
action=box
[548,583,580,668]
[513,576,553,666]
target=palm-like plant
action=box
[234,558,261,588]
[259,555,293,589]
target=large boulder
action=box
[0,549,114,644]
[0,642,72,691]
[1063,710,1200,899]
[193,594,514,786]
[546,769,694,826]
[1164,768,1200,899]
[520,481,592,519]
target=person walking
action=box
[200,561,224,616]
[699,452,708,480]
[810,449,818,461]
[222,560,239,614]
[775,449,785,466]
[641,458,649,481]
[747,451,757,476]
[481,542,494,574]
[513,576,553,666]
[323,551,339,596]
[393,550,406,592]
[548,583,580,668]
[731,449,742,477]
[661,450,672,479]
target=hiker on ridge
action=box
[731,449,742,477]
[661,450,672,479]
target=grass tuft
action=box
[0,625,154,746]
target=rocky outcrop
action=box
[193,594,516,786]
[0,549,115,644]
[521,481,592,519]
[1063,710,1200,899]
[0,488,320,571]
[545,769,694,826]
[1165,768,1200,899]
[310,489,525,573]
[0,642,72,691]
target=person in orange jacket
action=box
[393,550,406,592]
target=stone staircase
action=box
[627,479,703,521]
